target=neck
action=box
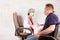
[46,12,53,16]
[28,16,32,18]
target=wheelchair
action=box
[13,13,60,40]
[16,24,60,40]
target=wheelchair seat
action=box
[38,23,60,40]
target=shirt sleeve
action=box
[48,16,58,25]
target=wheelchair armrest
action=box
[16,27,32,36]
[41,35,59,40]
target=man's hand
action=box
[34,33,41,39]
[34,29,42,38]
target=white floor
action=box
[0,35,21,40]
[0,26,21,40]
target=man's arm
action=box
[39,25,55,35]
[34,25,55,38]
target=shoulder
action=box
[48,13,58,20]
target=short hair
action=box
[46,3,54,10]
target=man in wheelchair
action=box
[26,3,59,40]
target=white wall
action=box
[0,0,60,37]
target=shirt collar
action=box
[47,12,53,17]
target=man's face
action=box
[30,13,34,17]
[44,6,53,15]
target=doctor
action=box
[23,8,35,34]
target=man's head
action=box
[45,3,54,16]
[28,8,35,17]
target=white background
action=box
[0,0,60,40]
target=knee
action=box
[26,35,37,40]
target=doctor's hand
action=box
[30,24,33,27]
[23,32,28,35]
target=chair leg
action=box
[22,37,25,40]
